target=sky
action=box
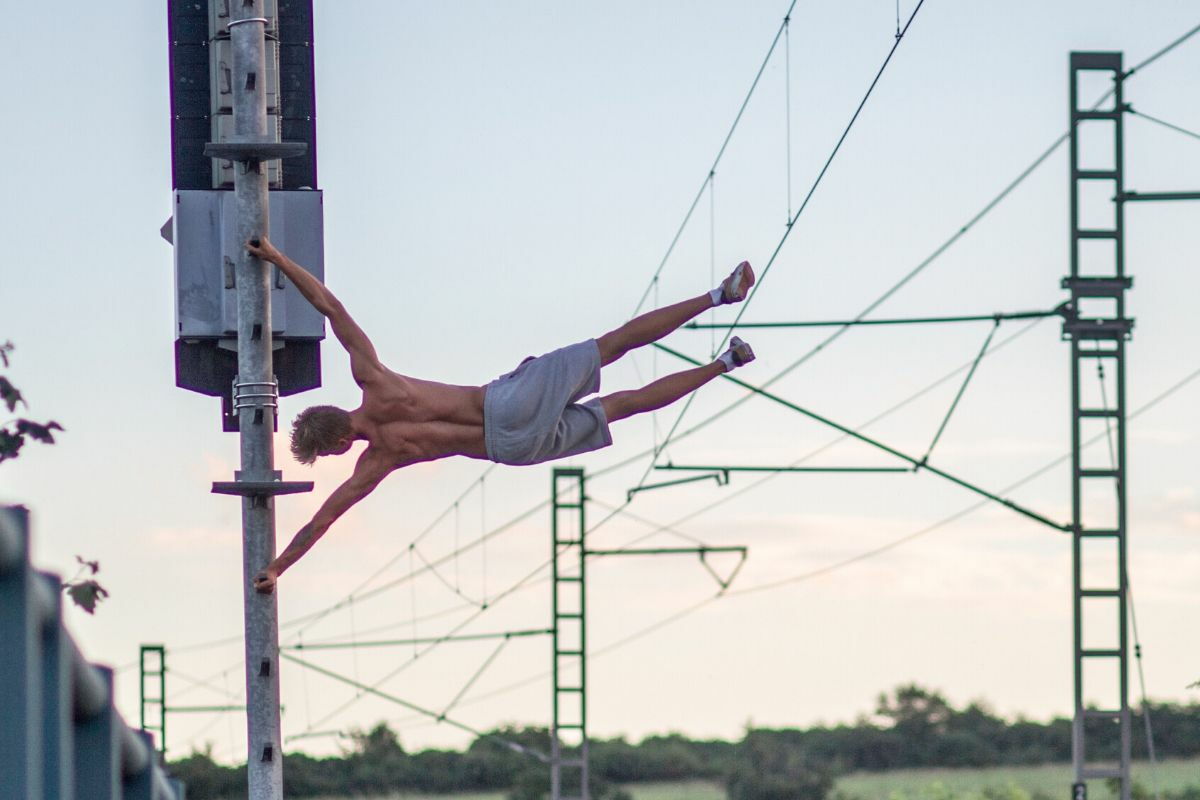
[3,0,1200,765]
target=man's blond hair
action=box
[290,405,352,465]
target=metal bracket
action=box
[233,377,279,413]
[213,470,313,497]
[204,141,308,164]
[227,16,269,29]
[626,471,727,502]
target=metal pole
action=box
[551,468,588,800]
[230,2,283,798]
[1066,51,1131,800]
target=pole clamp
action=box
[232,377,279,413]
[228,17,269,29]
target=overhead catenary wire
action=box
[573,318,1049,550]
[630,0,801,319]
[1123,20,1200,77]
[439,637,511,720]
[282,466,502,643]
[295,15,1200,758]
[296,543,566,735]
[350,321,1054,719]
[728,362,1200,598]
[919,319,999,465]
[149,15,1200,671]
[655,340,1070,532]
[283,499,550,643]
[1128,107,1200,144]
[446,360,1200,720]
[642,19,1200,483]
[715,0,928,353]
[291,483,727,736]
[162,17,1200,762]
[418,353,1200,715]
[784,12,793,223]
[290,357,1200,750]
[281,651,549,763]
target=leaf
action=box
[0,376,24,413]
[15,419,63,444]
[65,580,109,614]
[75,555,100,575]
[0,429,24,463]
[0,341,11,369]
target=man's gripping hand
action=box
[253,566,279,594]
[246,236,282,264]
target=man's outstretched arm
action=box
[253,453,391,593]
[245,237,383,385]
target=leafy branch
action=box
[1,341,64,463]
[1,340,104,611]
[63,555,109,614]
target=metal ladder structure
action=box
[139,646,168,757]
[1066,51,1131,800]
[551,468,589,800]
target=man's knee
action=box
[600,391,632,423]
[596,331,627,366]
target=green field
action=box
[312,760,1200,800]
[835,759,1200,800]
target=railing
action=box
[0,505,185,800]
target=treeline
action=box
[168,684,1200,799]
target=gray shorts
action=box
[483,339,613,466]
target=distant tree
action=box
[875,683,954,736]
[167,745,243,798]
[727,729,833,800]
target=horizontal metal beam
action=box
[166,705,247,714]
[284,627,553,651]
[658,464,910,474]
[653,344,1070,532]
[211,480,313,497]
[1118,190,1200,202]
[685,306,1063,330]
[626,471,726,501]
[585,546,747,557]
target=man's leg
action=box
[596,262,754,366]
[600,362,725,422]
[599,338,754,423]
[596,294,712,366]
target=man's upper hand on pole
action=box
[246,236,282,264]
[253,567,279,594]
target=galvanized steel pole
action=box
[230,2,284,798]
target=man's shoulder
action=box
[355,444,403,478]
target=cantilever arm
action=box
[653,342,1071,533]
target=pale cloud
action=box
[1164,486,1196,503]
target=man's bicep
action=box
[328,304,382,382]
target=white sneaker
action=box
[717,261,756,304]
[719,336,756,371]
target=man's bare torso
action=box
[358,368,488,466]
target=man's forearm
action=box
[268,252,339,316]
[271,522,327,575]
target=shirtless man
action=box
[246,237,756,593]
